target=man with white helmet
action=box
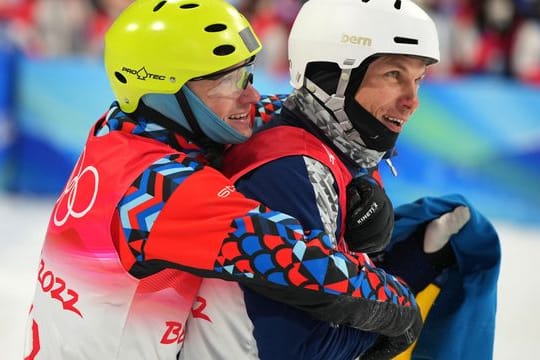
[23,0,427,359]
[183,0,500,359]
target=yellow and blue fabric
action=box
[391,194,500,359]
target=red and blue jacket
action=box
[25,101,420,359]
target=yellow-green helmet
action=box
[104,0,262,113]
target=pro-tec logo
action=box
[121,66,167,81]
[53,148,99,227]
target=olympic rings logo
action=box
[53,149,99,227]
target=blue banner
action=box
[5,55,540,226]
[0,39,16,190]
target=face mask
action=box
[141,87,248,145]
[344,97,399,152]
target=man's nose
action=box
[399,81,419,111]
[239,83,260,103]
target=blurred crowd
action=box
[0,0,130,56]
[1,0,540,85]
[419,0,540,85]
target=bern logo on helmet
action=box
[341,34,372,46]
[121,66,166,81]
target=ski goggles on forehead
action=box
[191,61,255,99]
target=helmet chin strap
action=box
[175,89,207,142]
[174,90,225,169]
[304,66,365,140]
[304,68,354,133]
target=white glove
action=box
[424,206,471,253]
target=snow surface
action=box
[1,195,538,359]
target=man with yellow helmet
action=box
[24,1,423,359]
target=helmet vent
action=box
[361,0,400,9]
[179,3,199,9]
[213,45,235,56]
[153,1,167,12]
[205,24,227,32]
[114,72,127,84]
[394,36,418,45]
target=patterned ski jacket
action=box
[25,101,418,359]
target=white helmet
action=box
[288,0,440,89]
